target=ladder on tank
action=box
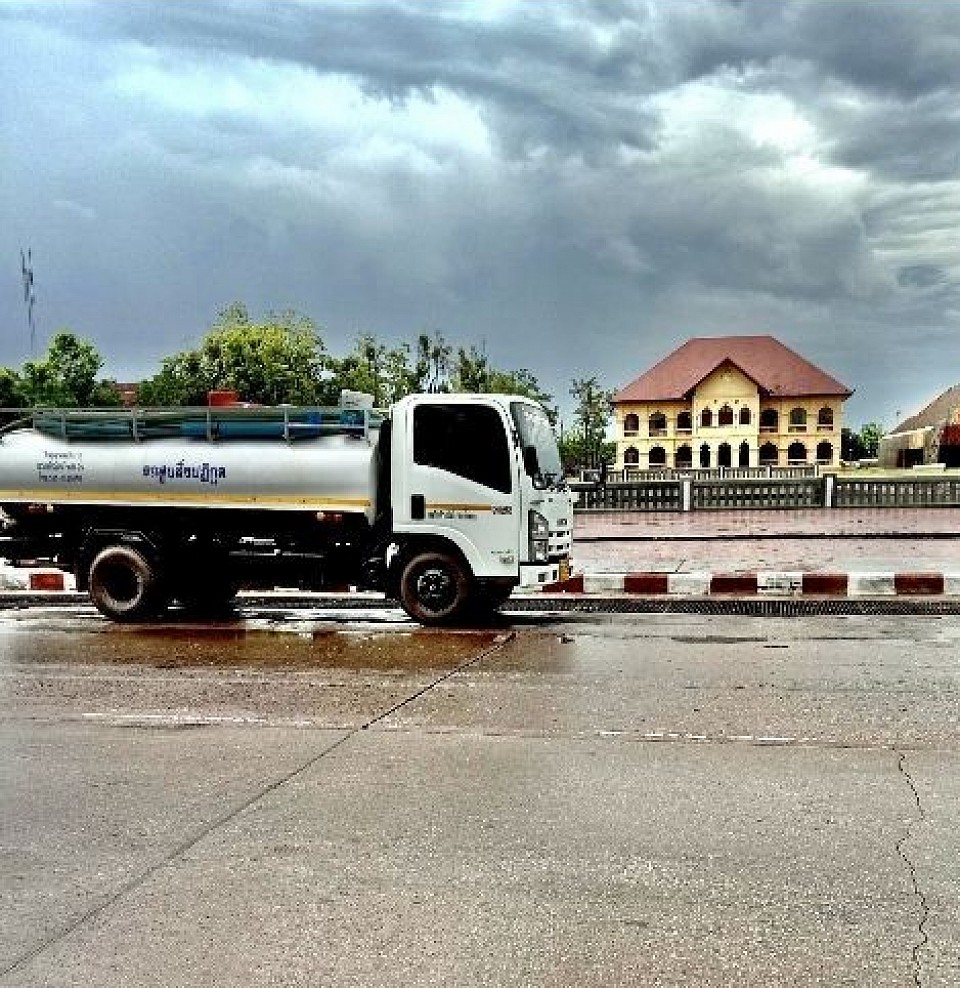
[12,405,386,443]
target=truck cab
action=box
[383,393,572,623]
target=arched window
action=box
[816,441,834,464]
[700,407,713,428]
[699,444,711,468]
[649,412,667,436]
[759,442,779,466]
[624,413,639,436]
[675,444,693,469]
[760,408,778,432]
[818,407,834,429]
[624,446,640,466]
[718,405,734,427]
[739,407,752,426]
[649,446,667,467]
[718,442,732,468]
[788,441,807,463]
[677,411,692,433]
[789,407,807,431]
[739,441,750,467]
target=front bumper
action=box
[519,557,571,589]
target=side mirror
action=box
[523,444,540,477]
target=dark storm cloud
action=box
[826,91,960,183]
[2,0,960,427]
[668,0,960,99]
[60,0,665,158]
[897,265,948,290]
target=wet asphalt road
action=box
[2,603,960,987]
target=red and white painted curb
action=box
[0,565,74,592]
[4,564,960,601]
[539,571,960,598]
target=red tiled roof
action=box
[614,336,853,403]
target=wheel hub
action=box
[416,566,455,610]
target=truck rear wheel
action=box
[88,545,163,622]
[398,551,472,625]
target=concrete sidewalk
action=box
[562,507,960,599]
[574,506,960,540]
[572,507,960,572]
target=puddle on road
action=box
[0,620,500,671]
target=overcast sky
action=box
[3,0,960,426]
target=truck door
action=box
[395,400,520,577]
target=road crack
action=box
[895,750,930,988]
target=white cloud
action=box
[51,199,97,222]
[114,57,492,165]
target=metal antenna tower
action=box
[20,247,38,357]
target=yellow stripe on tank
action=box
[0,488,371,510]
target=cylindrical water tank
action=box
[0,428,378,517]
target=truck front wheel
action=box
[398,551,472,625]
[88,545,163,622]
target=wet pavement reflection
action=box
[0,609,499,671]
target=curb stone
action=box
[0,565,74,592]
[5,565,959,603]
[539,571,960,598]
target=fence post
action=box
[824,473,834,508]
[682,477,693,512]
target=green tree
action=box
[138,303,328,406]
[327,334,418,406]
[841,422,884,461]
[858,422,883,458]
[453,345,490,393]
[486,367,552,407]
[381,342,418,403]
[559,426,616,476]
[0,367,25,409]
[136,350,209,406]
[413,331,452,393]
[569,376,613,472]
[451,346,553,407]
[20,331,121,407]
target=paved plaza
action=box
[573,507,960,576]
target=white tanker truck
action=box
[0,392,572,624]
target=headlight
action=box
[529,509,550,562]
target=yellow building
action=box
[613,336,852,471]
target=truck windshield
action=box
[510,402,563,488]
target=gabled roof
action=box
[614,336,853,404]
[890,384,960,435]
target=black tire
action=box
[398,551,473,625]
[88,545,163,622]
